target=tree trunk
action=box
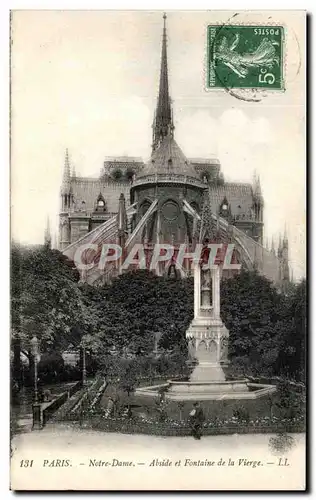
[28,352,35,390]
[12,338,22,388]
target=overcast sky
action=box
[11,10,305,279]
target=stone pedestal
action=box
[32,403,43,430]
[135,258,276,402]
[186,264,229,382]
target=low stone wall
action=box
[247,376,305,391]
[135,380,277,401]
[33,381,83,430]
[43,392,69,425]
[68,380,83,398]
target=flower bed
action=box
[83,413,305,436]
[53,374,306,436]
[52,386,88,421]
[69,377,107,419]
[90,380,107,409]
[77,396,305,436]
[53,378,107,421]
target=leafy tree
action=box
[11,245,306,390]
[119,361,138,397]
[221,269,282,375]
[82,268,306,382]
[82,270,194,360]
[38,352,65,384]
[274,381,305,420]
[221,270,306,380]
[276,280,306,381]
[11,244,84,383]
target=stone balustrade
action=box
[132,173,205,189]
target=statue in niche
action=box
[201,267,212,307]
[201,268,210,288]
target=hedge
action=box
[81,416,305,437]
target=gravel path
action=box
[11,425,305,491]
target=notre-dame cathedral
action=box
[57,14,289,288]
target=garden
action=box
[50,371,305,436]
[10,245,306,437]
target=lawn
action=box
[96,378,305,435]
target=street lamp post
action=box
[30,335,42,430]
[34,354,38,403]
[30,335,39,403]
[80,342,87,386]
[82,345,87,386]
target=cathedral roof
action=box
[138,135,201,181]
[209,183,254,218]
[70,178,130,214]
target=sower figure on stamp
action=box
[189,402,205,440]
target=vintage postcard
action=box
[10,10,306,491]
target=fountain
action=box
[136,258,276,401]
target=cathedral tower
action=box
[251,172,264,244]
[152,13,174,152]
[59,149,72,250]
[131,14,205,246]
[44,216,52,249]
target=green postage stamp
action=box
[207,25,284,90]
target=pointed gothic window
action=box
[220,197,229,214]
[200,170,209,182]
[95,194,106,212]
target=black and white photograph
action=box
[9,9,306,491]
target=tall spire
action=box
[152,13,174,152]
[277,233,282,258]
[44,216,52,249]
[283,224,288,248]
[72,162,76,178]
[252,171,263,203]
[61,148,71,193]
[271,236,276,256]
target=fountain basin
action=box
[135,379,276,401]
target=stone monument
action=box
[186,261,229,382]
[136,246,276,401]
